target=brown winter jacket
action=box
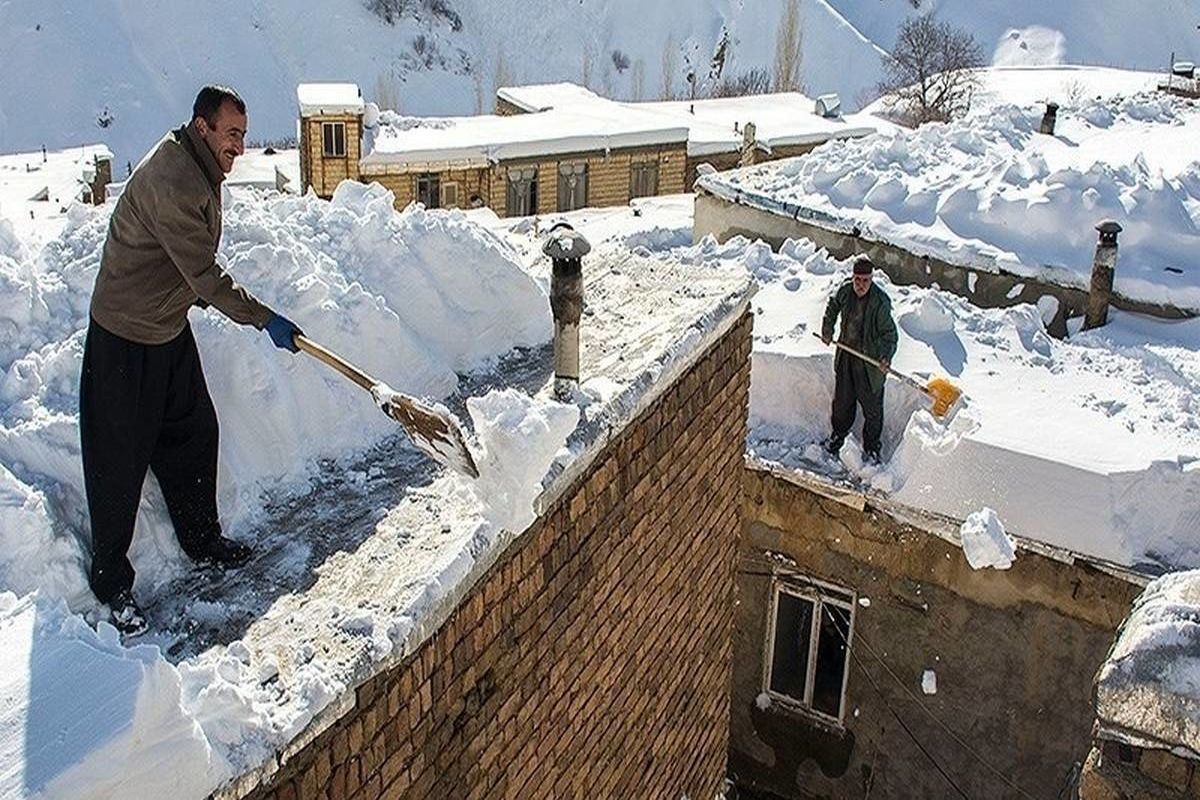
[89,121,271,344]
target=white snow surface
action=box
[0,186,752,797]
[0,593,221,800]
[1095,570,1200,755]
[0,145,112,244]
[732,233,1200,572]
[700,88,1200,312]
[921,669,938,695]
[958,508,1016,570]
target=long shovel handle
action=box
[812,333,932,397]
[295,334,377,393]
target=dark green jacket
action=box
[821,281,898,393]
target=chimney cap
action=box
[542,222,592,259]
[1095,220,1123,235]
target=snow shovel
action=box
[294,334,480,479]
[813,333,962,418]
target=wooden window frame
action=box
[416,172,441,209]
[321,121,347,158]
[506,166,538,217]
[557,161,588,212]
[761,573,856,728]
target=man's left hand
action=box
[879,359,891,372]
[265,313,303,353]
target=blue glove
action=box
[265,313,302,353]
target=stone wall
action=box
[694,190,1194,335]
[495,97,526,116]
[362,167,491,210]
[1081,738,1200,798]
[229,311,753,800]
[731,467,1143,799]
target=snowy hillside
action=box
[2,0,1194,168]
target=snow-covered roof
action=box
[634,94,893,157]
[493,83,892,157]
[497,82,605,112]
[0,143,113,242]
[699,84,1200,313]
[297,82,364,116]
[0,181,752,797]
[361,106,689,170]
[225,148,301,193]
[1095,570,1200,756]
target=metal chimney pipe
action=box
[543,223,591,401]
[1039,102,1060,135]
[1083,220,1122,331]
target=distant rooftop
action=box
[297,82,365,116]
[0,143,112,240]
[225,148,300,193]
[496,82,893,157]
[362,107,688,170]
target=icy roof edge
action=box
[211,281,756,800]
[744,456,1153,585]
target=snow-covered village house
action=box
[0,143,112,231]
[297,81,889,217]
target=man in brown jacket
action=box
[81,85,302,635]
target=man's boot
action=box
[109,589,148,636]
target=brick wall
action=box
[233,311,753,800]
[300,115,363,198]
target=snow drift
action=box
[700,92,1200,312]
[0,182,551,612]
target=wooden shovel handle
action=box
[812,333,931,397]
[295,334,377,393]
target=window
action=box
[557,162,588,212]
[416,173,440,209]
[629,161,659,198]
[506,166,538,217]
[321,122,347,157]
[764,576,855,724]
[441,181,459,208]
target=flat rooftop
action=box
[0,143,111,241]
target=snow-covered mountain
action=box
[0,0,1195,168]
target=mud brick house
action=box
[298,82,688,217]
[297,82,889,217]
[730,464,1145,799]
[497,83,891,188]
[208,247,755,799]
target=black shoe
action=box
[191,536,253,568]
[109,589,148,637]
[864,450,882,466]
[823,437,843,457]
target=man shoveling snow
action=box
[820,258,898,464]
[81,85,304,635]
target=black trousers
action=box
[80,319,222,603]
[829,351,885,456]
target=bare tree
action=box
[711,68,772,98]
[876,13,983,125]
[631,58,646,101]
[492,46,512,99]
[581,39,597,89]
[772,0,803,92]
[374,72,403,112]
[661,33,678,99]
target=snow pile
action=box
[699,93,1200,311]
[921,669,938,695]
[0,592,222,800]
[467,389,581,532]
[1095,570,1200,754]
[0,182,550,611]
[957,508,1016,570]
